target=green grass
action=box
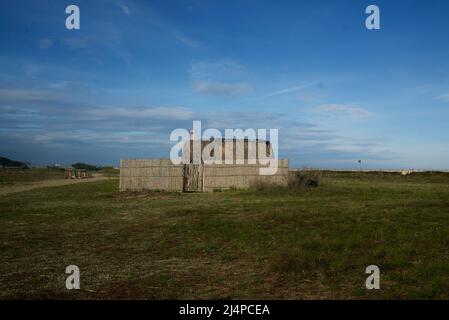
[0,171,449,299]
[97,167,120,177]
[0,168,65,186]
[0,167,119,188]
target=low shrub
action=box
[288,170,321,190]
[250,170,321,192]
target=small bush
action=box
[250,170,321,192]
[288,170,321,190]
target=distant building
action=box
[120,138,289,192]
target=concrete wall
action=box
[120,159,289,192]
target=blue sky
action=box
[1,0,449,169]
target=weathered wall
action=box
[120,159,184,191]
[202,160,289,192]
[119,159,289,192]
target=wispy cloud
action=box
[0,94,389,167]
[314,104,374,120]
[414,84,437,94]
[0,105,17,113]
[62,37,89,49]
[198,110,390,167]
[33,130,169,148]
[435,92,449,102]
[189,59,252,95]
[172,32,203,48]
[411,84,449,102]
[118,4,131,16]
[38,38,53,49]
[263,83,312,98]
[0,88,59,102]
[85,106,195,121]
[21,62,43,78]
[0,104,196,150]
[193,81,253,95]
[189,59,246,80]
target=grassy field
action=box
[0,167,119,188]
[0,171,448,299]
[0,168,65,186]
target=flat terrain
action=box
[0,168,115,195]
[0,176,110,195]
[0,171,448,299]
[0,168,66,186]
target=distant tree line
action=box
[71,162,102,171]
[0,156,29,169]
[1,157,112,171]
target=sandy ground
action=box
[0,175,112,196]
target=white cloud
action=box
[189,59,253,95]
[314,104,374,119]
[189,59,245,80]
[193,81,254,95]
[412,84,449,102]
[264,83,312,98]
[119,4,131,16]
[85,106,195,121]
[34,130,169,147]
[0,88,58,101]
[435,93,449,102]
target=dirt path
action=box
[0,175,114,196]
